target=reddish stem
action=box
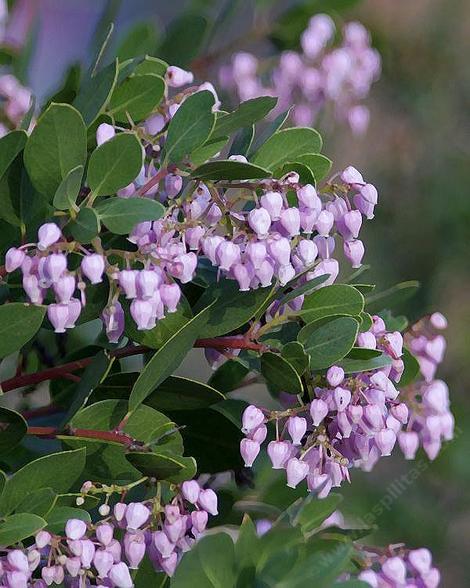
[0,338,264,394]
[137,167,170,196]
[27,426,135,446]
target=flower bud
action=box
[240,438,260,467]
[136,269,161,299]
[47,303,70,333]
[280,207,300,237]
[160,552,178,577]
[198,488,218,515]
[233,262,253,291]
[310,398,329,426]
[93,549,113,578]
[333,387,351,411]
[181,480,200,504]
[159,283,181,313]
[277,263,296,286]
[398,430,419,460]
[7,550,29,572]
[5,247,25,272]
[287,416,307,446]
[35,530,52,549]
[296,240,318,266]
[216,240,240,271]
[242,405,265,433]
[96,122,115,146]
[338,210,362,241]
[260,191,283,220]
[185,226,205,250]
[96,523,114,547]
[326,365,344,387]
[153,530,175,558]
[315,210,334,237]
[37,223,61,250]
[249,424,267,444]
[109,562,134,588]
[130,298,155,331]
[165,173,183,197]
[102,301,124,342]
[125,503,150,530]
[166,65,194,87]
[44,253,67,283]
[65,519,87,541]
[248,208,271,238]
[382,557,406,584]
[375,428,397,456]
[286,457,309,488]
[191,510,208,534]
[297,184,321,210]
[256,259,275,287]
[340,166,363,185]
[408,548,432,575]
[267,440,291,469]
[81,254,105,284]
[145,113,166,135]
[124,531,146,569]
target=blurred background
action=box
[1,0,469,583]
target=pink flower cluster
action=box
[0,480,217,587]
[240,314,453,497]
[357,547,440,588]
[219,15,381,134]
[0,73,32,135]
[399,313,453,461]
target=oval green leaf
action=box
[261,352,303,395]
[0,513,46,546]
[108,73,165,123]
[300,285,364,323]
[87,132,143,196]
[24,103,87,197]
[97,197,164,234]
[190,159,272,181]
[252,127,322,170]
[0,303,46,359]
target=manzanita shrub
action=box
[0,13,452,588]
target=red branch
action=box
[27,426,135,446]
[0,337,264,394]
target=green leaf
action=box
[69,207,100,242]
[235,515,259,570]
[252,127,322,170]
[59,350,111,427]
[296,153,332,182]
[298,317,359,370]
[400,347,421,386]
[134,56,168,78]
[162,90,216,164]
[168,406,243,473]
[366,281,420,313]
[281,341,310,376]
[0,303,46,359]
[229,126,254,157]
[208,359,250,393]
[87,132,143,196]
[277,542,353,588]
[213,96,278,137]
[146,376,225,411]
[294,493,343,532]
[158,14,208,68]
[117,23,159,61]
[0,513,46,546]
[261,352,303,395]
[73,59,118,126]
[336,581,370,587]
[278,161,315,184]
[338,347,393,374]
[17,488,57,518]
[277,274,330,306]
[53,164,84,210]
[194,278,274,338]
[108,73,165,123]
[300,285,365,322]
[191,136,229,166]
[190,159,272,181]
[248,108,291,157]
[171,533,236,588]
[24,103,87,197]
[129,306,211,412]
[0,407,27,453]
[46,506,91,534]
[126,452,196,482]
[0,130,27,179]
[0,448,86,515]
[97,197,164,234]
